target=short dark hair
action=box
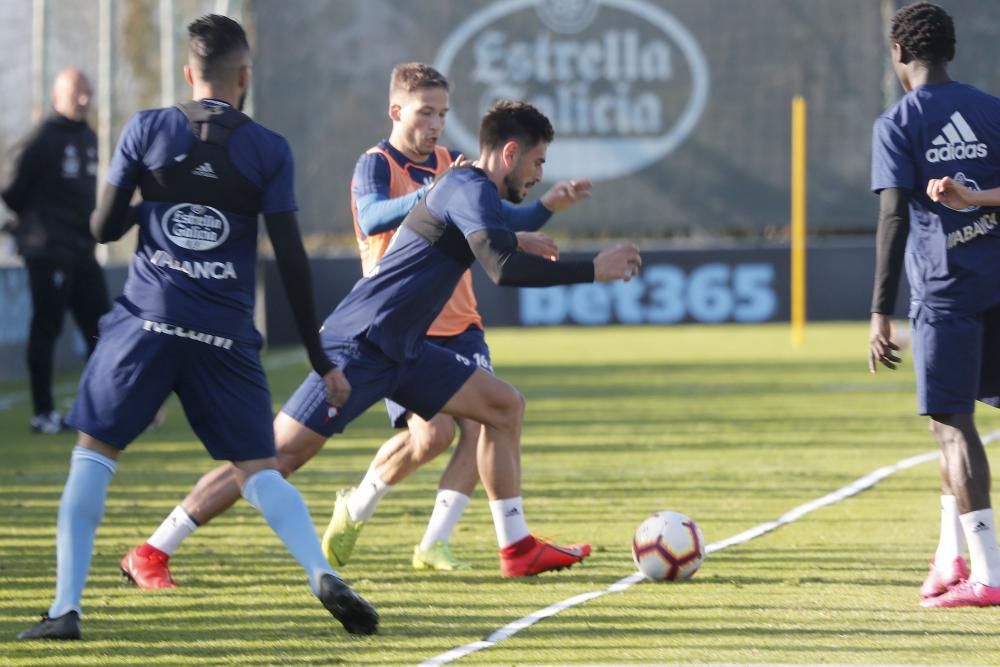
[891,2,955,65]
[389,63,449,102]
[479,100,554,152]
[187,14,250,82]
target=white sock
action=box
[419,490,470,551]
[346,467,392,522]
[488,496,529,548]
[147,505,199,556]
[934,495,967,570]
[960,508,1000,587]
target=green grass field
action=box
[2,323,1000,665]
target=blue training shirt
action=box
[324,167,506,360]
[352,139,552,237]
[871,81,1000,320]
[107,99,296,343]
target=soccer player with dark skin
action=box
[127,99,640,585]
[869,1,1000,608]
[119,63,588,581]
[17,15,377,640]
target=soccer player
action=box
[281,98,638,578]
[17,15,377,640]
[868,1,1000,608]
[324,62,591,572]
[119,63,589,583]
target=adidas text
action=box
[926,142,988,163]
[926,112,989,163]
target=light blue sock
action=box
[241,469,334,594]
[49,446,117,618]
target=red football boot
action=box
[920,556,970,599]
[120,543,177,589]
[499,535,591,577]
[921,579,1000,608]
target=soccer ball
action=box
[631,511,705,581]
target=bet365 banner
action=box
[262,242,905,345]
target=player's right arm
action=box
[353,152,426,236]
[869,187,909,372]
[91,113,144,243]
[868,114,913,373]
[450,179,640,286]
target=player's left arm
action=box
[263,139,349,405]
[501,179,592,231]
[927,177,1000,208]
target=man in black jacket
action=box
[2,68,109,433]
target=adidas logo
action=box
[504,507,520,517]
[972,520,990,533]
[926,112,988,163]
[192,162,218,179]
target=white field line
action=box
[418,430,1000,667]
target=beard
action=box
[503,173,524,204]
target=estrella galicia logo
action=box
[160,203,230,251]
[434,0,709,182]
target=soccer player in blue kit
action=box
[868,1,1000,608]
[17,15,378,640]
[279,98,640,577]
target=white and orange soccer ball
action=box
[631,511,705,581]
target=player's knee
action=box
[492,383,525,425]
[412,420,455,461]
[275,450,308,478]
[929,415,966,448]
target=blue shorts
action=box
[912,304,1000,415]
[66,303,276,461]
[385,326,492,428]
[281,335,479,438]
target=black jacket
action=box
[2,114,98,260]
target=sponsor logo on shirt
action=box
[161,203,230,250]
[142,319,233,349]
[947,211,997,249]
[150,249,237,279]
[926,111,988,163]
